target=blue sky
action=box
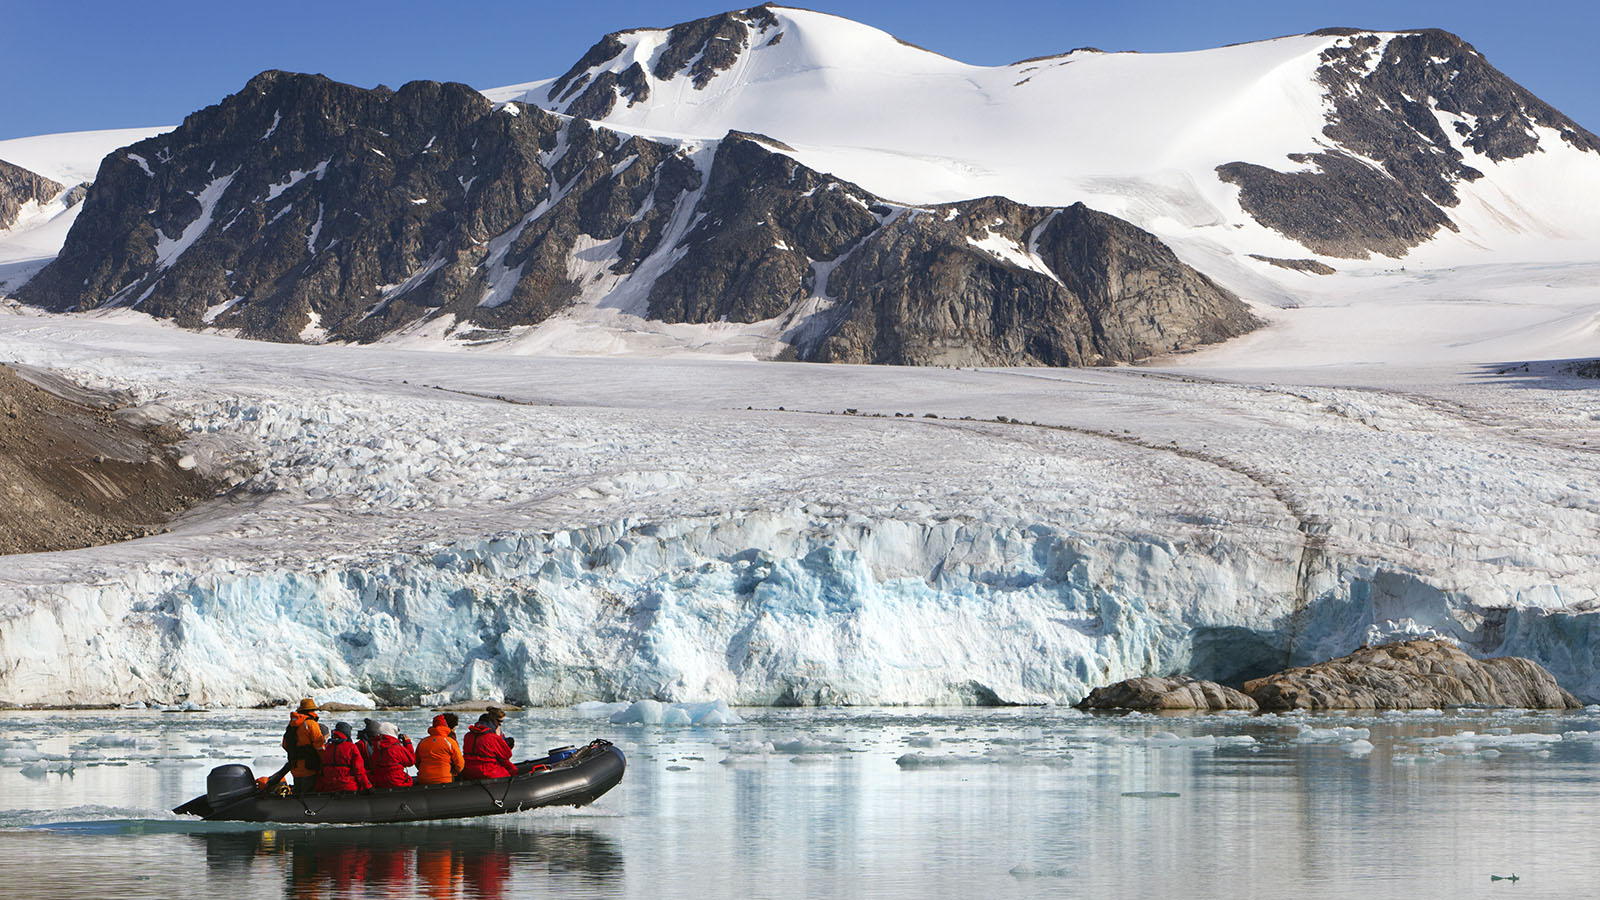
[3,1,1596,141]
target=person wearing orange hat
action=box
[281,698,327,794]
[415,713,465,785]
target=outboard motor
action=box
[206,764,257,807]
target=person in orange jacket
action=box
[281,698,326,794]
[415,714,465,785]
[318,721,372,792]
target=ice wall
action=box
[4,505,1596,707]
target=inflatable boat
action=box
[174,739,625,824]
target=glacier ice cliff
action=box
[4,505,1598,707]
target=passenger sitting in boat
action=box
[281,698,326,795]
[355,718,382,765]
[416,714,465,785]
[460,710,516,780]
[369,722,416,789]
[318,721,372,792]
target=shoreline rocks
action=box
[1074,676,1258,712]
[1078,639,1580,712]
[1242,639,1580,711]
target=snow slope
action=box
[1,310,1596,706]
[484,8,1600,360]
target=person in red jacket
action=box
[369,722,417,789]
[318,721,372,792]
[460,711,516,780]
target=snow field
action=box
[0,313,1598,705]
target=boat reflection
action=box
[194,822,624,898]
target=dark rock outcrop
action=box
[547,6,779,118]
[1243,639,1581,710]
[20,71,702,343]
[19,72,1258,363]
[0,158,63,231]
[1248,254,1335,275]
[652,142,1259,366]
[1075,676,1258,711]
[1220,30,1600,258]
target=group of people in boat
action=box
[280,698,517,794]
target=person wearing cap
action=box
[368,722,417,789]
[460,710,516,780]
[416,714,466,785]
[355,717,382,765]
[280,698,326,794]
[318,721,372,792]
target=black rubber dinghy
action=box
[174,739,625,824]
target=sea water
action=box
[2,706,1598,898]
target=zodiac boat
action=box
[174,739,625,824]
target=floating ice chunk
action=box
[609,700,664,725]
[1411,731,1562,751]
[1344,739,1375,756]
[895,753,991,768]
[772,737,837,754]
[313,687,376,709]
[1480,749,1502,759]
[1381,709,1445,718]
[1214,735,1258,747]
[607,699,743,726]
[908,735,941,748]
[1293,725,1371,743]
[1561,730,1600,742]
[120,702,147,710]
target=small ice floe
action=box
[1410,731,1562,752]
[906,735,941,748]
[312,687,376,710]
[607,699,744,726]
[1292,725,1371,743]
[161,701,208,713]
[1343,739,1376,756]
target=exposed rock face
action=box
[1248,254,1335,275]
[1075,676,1258,711]
[1243,639,1581,710]
[19,71,1257,363]
[812,198,1258,366]
[0,364,225,554]
[1220,30,1600,258]
[20,71,703,343]
[0,157,62,231]
[545,6,778,119]
[651,143,1258,365]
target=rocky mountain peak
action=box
[1220,28,1600,258]
[0,157,63,231]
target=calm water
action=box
[2,706,1598,898]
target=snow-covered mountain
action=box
[10,5,1600,361]
[492,7,1600,268]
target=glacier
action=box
[1,313,1596,707]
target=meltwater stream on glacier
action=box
[2,705,1600,899]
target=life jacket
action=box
[460,724,515,780]
[281,711,325,778]
[317,732,372,792]
[416,725,465,784]
[369,734,416,789]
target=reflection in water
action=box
[195,824,623,900]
